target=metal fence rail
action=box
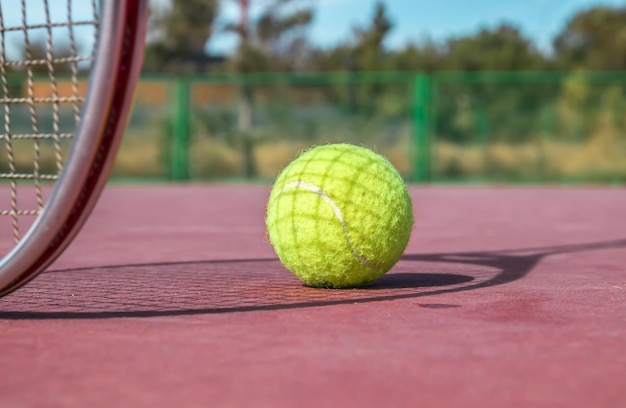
[19,71,622,183]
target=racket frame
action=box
[0,0,149,297]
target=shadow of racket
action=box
[1,238,624,319]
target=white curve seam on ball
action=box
[280,181,379,271]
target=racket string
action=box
[0,19,99,33]
[0,0,98,247]
[21,0,43,212]
[67,0,81,128]
[0,5,20,244]
[42,0,63,174]
[0,96,85,104]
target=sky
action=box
[210,0,626,54]
[1,0,624,60]
[1,0,98,60]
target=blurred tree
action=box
[225,0,314,73]
[143,0,220,73]
[553,6,626,145]
[349,2,393,114]
[223,0,314,178]
[554,6,626,70]
[309,44,353,72]
[352,1,393,71]
[389,41,442,72]
[309,1,393,72]
[136,0,626,180]
[435,25,554,145]
[442,24,546,71]
[254,0,314,70]
[307,2,395,117]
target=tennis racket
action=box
[0,0,148,297]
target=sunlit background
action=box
[4,0,626,183]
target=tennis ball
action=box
[266,143,414,288]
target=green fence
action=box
[115,71,626,183]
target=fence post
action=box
[171,77,190,181]
[413,74,431,182]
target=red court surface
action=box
[1,186,625,407]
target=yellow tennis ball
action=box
[266,143,414,288]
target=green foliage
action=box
[441,24,548,71]
[140,2,626,74]
[128,1,626,183]
[353,1,393,71]
[554,6,626,70]
[220,0,315,177]
[143,0,219,73]
[226,0,314,72]
[389,42,442,72]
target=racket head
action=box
[0,0,149,297]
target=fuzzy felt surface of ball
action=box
[266,144,414,288]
